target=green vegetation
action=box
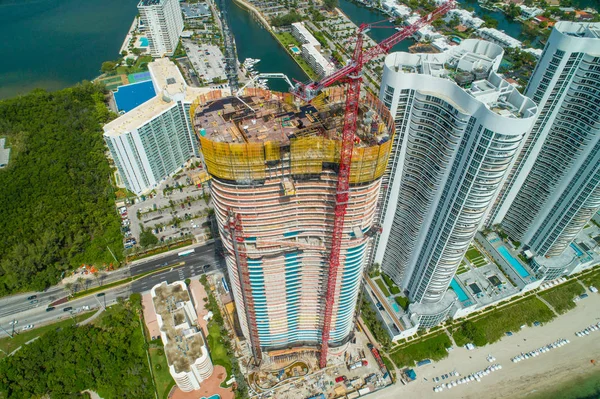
[382,273,401,295]
[200,275,247,398]
[394,296,409,311]
[452,296,555,347]
[0,83,123,296]
[0,299,154,398]
[360,298,391,349]
[271,11,302,27]
[140,225,159,248]
[388,332,451,367]
[580,268,600,289]
[465,245,487,267]
[149,347,174,398]
[375,278,391,297]
[539,280,585,314]
[456,260,469,275]
[323,0,338,10]
[0,312,94,359]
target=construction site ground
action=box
[253,330,392,399]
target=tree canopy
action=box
[0,83,123,295]
[0,300,154,398]
[271,11,302,27]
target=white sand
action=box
[377,293,600,399]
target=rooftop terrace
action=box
[386,39,537,119]
[152,282,206,374]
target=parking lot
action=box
[121,170,213,247]
[182,39,228,85]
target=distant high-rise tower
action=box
[138,0,184,57]
[487,22,600,257]
[374,40,537,325]
[191,88,395,362]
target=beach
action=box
[377,292,600,399]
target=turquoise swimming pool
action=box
[201,395,220,399]
[498,245,530,278]
[291,46,300,54]
[570,243,583,257]
[450,279,469,302]
[392,302,400,312]
[140,37,149,47]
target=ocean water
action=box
[528,370,600,399]
[0,0,138,99]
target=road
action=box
[0,241,222,336]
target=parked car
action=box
[335,376,347,383]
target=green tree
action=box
[126,58,135,67]
[139,225,158,248]
[132,48,142,56]
[323,0,338,10]
[0,83,122,295]
[101,61,117,73]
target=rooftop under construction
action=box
[190,87,393,185]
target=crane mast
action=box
[289,1,455,369]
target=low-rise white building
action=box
[291,22,335,78]
[291,22,321,51]
[445,9,485,29]
[477,27,522,48]
[381,0,412,19]
[520,5,543,19]
[301,44,336,77]
[151,281,214,392]
[0,138,10,169]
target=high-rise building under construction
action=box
[191,88,395,361]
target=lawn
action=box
[274,33,319,81]
[149,347,175,399]
[382,274,401,295]
[207,321,232,382]
[0,311,94,358]
[539,280,585,315]
[457,260,470,275]
[374,277,391,297]
[388,332,452,368]
[465,245,487,267]
[452,296,555,347]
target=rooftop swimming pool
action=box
[450,279,469,302]
[113,80,156,113]
[498,245,530,278]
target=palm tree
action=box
[65,282,74,296]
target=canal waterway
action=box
[338,0,412,53]
[0,0,138,100]
[225,0,308,92]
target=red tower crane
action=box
[290,1,455,369]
